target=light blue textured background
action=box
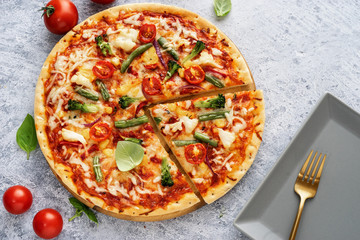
[0,0,359,239]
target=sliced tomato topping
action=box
[89,122,111,142]
[142,77,162,96]
[92,61,115,79]
[139,24,156,43]
[144,63,159,70]
[135,101,148,115]
[184,65,205,85]
[185,143,206,164]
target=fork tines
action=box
[299,150,326,184]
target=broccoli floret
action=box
[67,99,99,113]
[164,60,181,81]
[161,158,174,187]
[194,94,225,109]
[118,95,139,109]
[95,35,113,57]
[181,40,206,64]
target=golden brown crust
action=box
[35,3,259,221]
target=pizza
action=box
[150,91,265,203]
[34,3,264,221]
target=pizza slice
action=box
[39,97,200,219]
[150,90,265,203]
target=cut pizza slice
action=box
[150,90,265,203]
[37,98,200,219]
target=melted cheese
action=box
[62,129,87,145]
[69,153,90,177]
[110,26,139,53]
[218,128,235,149]
[180,116,198,134]
[188,52,222,68]
[54,56,68,71]
[107,177,130,198]
[84,178,107,193]
[123,13,142,26]
[70,73,94,89]
[211,48,222,56]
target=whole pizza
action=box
[34,3,265,221]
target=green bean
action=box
[124,137,143,145]
[154,117,162,125]
[205,73,225,88]
[194,132,218,147]
[172,140,199,147]
[93,156,103,182]
[157,37,179,60]
[75,87,99,101]
[96,80,110,101]
[115,115,149,129]
[198,110,229,121]
[120,43,153,73]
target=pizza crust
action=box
[34,3,260,221]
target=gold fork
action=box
[289,150,326,240]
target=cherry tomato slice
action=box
[185,143,206,164]
[33,208,63,239]
[139,24,156,43]
[92,61,115,79]
[90,122,111,142]
[184,65,205,85]
[142,77,162,96]
[3,185,33,215]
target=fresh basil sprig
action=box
[214,0,232,17]
[16,114,38,160]
[68,197,98,225]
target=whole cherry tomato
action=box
[90,122,112,141]
[184,65,205,85]
[41,0,78,35]
[33,208,63,239]
[139,24,157,43]
[185,143,206,164]
[3,185,33,215]
[92,61,115,79]
[91,0,115,4]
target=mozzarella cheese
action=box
[218,128,235,149]
[54,56,68,71]
[112,28,139,52]
[123,13,142,26]
[180,116,198,134]
[189,52,222,68]
[70,73,94,89]
[212,48,223,56]
[62,129,87,145]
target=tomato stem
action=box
[40,5,55,18]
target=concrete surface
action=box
[0,0,359,239]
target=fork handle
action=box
[289,196,307,240]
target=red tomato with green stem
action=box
[3,185,33,215]
[41,0,78,35]
[33,208,63,239]
[91,0,115,4]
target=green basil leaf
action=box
[68,197,98,224]
[115,141,144,171]
[69,197,85,210]
[83,207,99,225]
[16,114,38,159]
[214,0,232,17]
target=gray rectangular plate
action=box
[234,93,360,240]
